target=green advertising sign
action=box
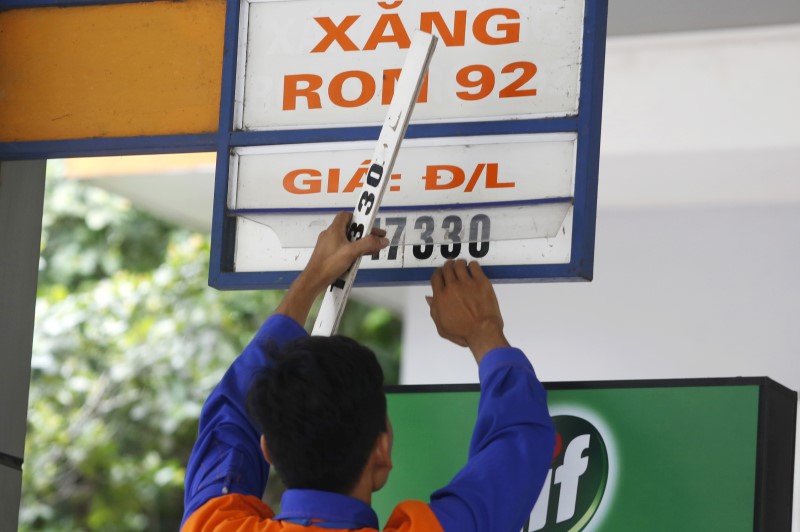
[375,379,796,531]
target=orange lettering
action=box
[389,173,401,192]
[283,74,323,110]
[329,71,375,108]
[464,164,486,192]
[474,9,520,45]
[423,165,465,190]
[311,16,360,53]
[456,64,494,101]
[343,161,371,192]
[327,168,340,193]
[499,62,538,98]
[484,163,514,188]
[420,11,466,47]
[364,13,411,50]
[283,169,322,194]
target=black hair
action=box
[246,335,387,494]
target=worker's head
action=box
[247,335,392,496]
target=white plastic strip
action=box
[312,31,437,336]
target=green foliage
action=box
[22,175,402,531]
[38,174,174,292]
[339,304,402,386]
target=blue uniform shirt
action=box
[182,314,555,531]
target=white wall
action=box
[400,204,800,390]
[398,25,800,390]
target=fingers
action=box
[350,231,389,257]
[468,261,487,282]
[370,226,387,238]
[453,259,470,281]
[442,259,458,285]
[439,259,471,284]
[331,211,352,233]
[431,259,475,295]
[426,259,499,356]
[431,267,445,295]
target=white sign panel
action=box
[234,206,573,271]
[230,134,576,211]
[238,0,585,129]
[229,134,575,271]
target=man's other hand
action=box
[427,260,510,363]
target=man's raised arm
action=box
[419,260,555,532]
[181,213,387,526]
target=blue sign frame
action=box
[209,0,608,289]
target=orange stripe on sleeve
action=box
[182,494,442,532]
[383,500,444,532]
[182,494,275,532]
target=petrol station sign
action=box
[210,0,608,288]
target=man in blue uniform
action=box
[182,212,555,531]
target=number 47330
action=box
[370,213,491,262]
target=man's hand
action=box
[276,212,388,325]
[427,260,509,364]
[302,211,388,292]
